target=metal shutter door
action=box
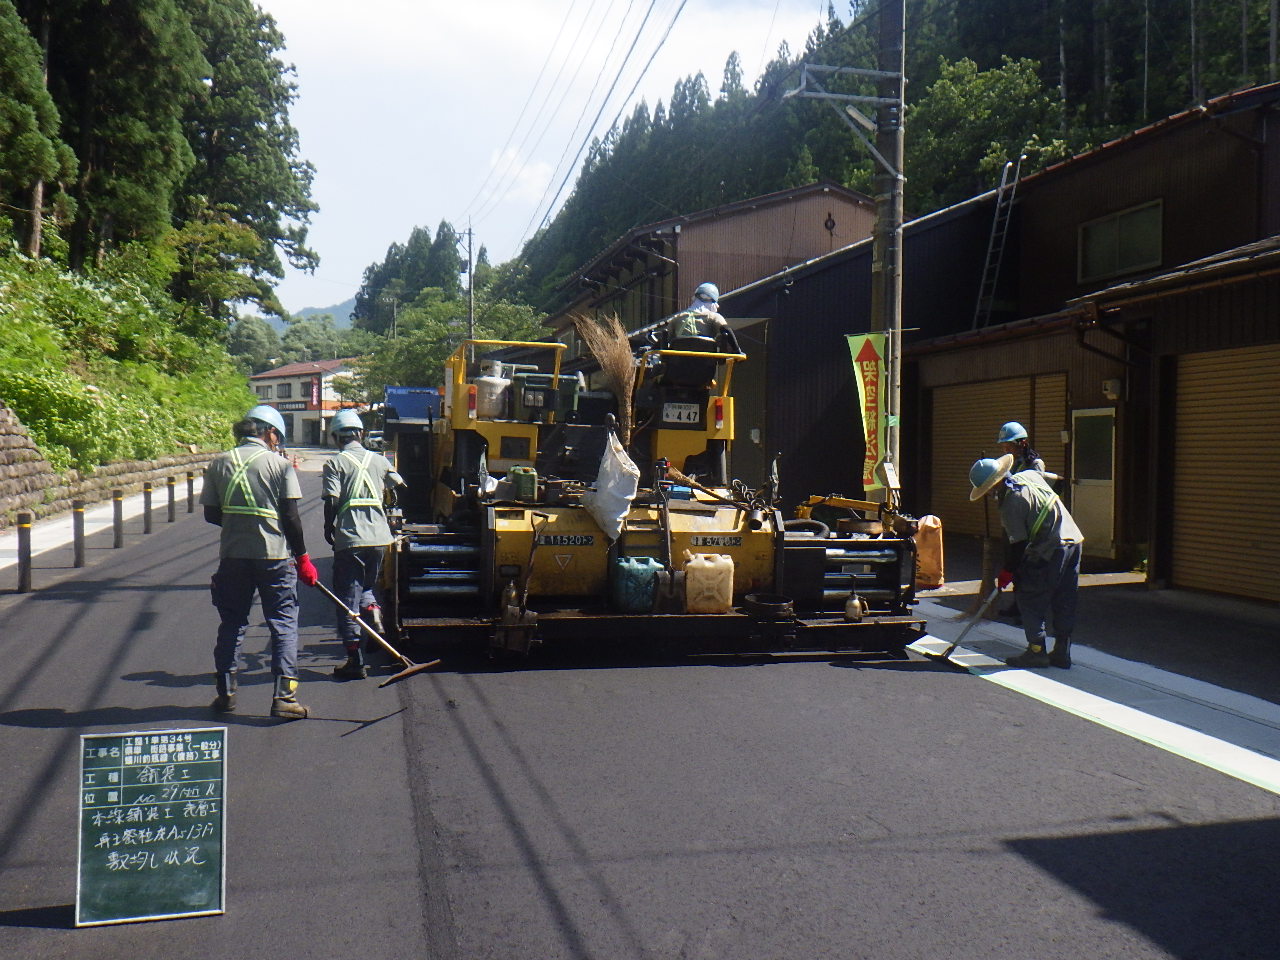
[1173,344,1280,601]
[930,378,1031,537]
[1033,374,1068,479]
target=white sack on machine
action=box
[582,432,639,542]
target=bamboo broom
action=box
[570,312,636,447]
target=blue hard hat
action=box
[969,454,1014,501]
[996,421,1028,443]
[247,404,286,440]
[694,282,719,303]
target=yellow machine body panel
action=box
[491,506,610,597]
[664,501,774,595]
[488,497,776,600]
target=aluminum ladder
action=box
[972,154,1025,329]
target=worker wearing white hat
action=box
[322,409,406,680]
[201,407,317,718]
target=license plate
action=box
[662,402,701,424]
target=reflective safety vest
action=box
[220,446,278,520]
[337,449,383,514]
[1019,471,1060,541]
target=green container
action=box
[510,465,538,501]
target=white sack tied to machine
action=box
[582,431,640,542]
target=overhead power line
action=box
[519,0,690,250]
[467,0,628,228]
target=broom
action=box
[570,311,635,447]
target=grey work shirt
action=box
[997,469,1084,562]
[200,437,302,559]
[322,440,403,549]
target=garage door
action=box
[1173,344,1280,601]
[930,375,1067,538]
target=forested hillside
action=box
[0,0,315,470]
[508,0,1279,312]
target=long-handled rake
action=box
[311,581,440,687]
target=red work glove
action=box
[997,569,1014,589]
[295,553,319,586]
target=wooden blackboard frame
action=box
[76,727,227,926]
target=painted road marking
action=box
[909,634,1280,796]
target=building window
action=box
[1078,200,1162,283]
[255,385,272,399]
[276,383,293,400]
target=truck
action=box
[379,330,925,658]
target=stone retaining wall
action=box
[0,405,214,529]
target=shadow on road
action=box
[0,704,282,728]
[0,903,74,929]
[403,637,946,675]
[1007,816,1280,959]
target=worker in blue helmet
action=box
[322,408,406,680]
[200,406,318,718]
[969,452,1084,669]
[995,421,1047,475]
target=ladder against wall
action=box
[972,155,1025,329]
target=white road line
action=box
[909,634,1280,796]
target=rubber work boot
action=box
[211,672,237,713]
[1005,645,1050,668]
[361,603,384,634]
[333,644,367,680]
[1050,636,1072,669]
[270,676,309,719]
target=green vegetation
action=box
[0,0,313,474]
[510,0,1279,312]
[0,250,254,472]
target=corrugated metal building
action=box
[722,82,1280,603]
[545,181,876,342]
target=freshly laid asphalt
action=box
[0,448,1277,958]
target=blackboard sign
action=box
[76,728,227,926]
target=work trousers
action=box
[333,546,385,643]
[1015,540,1081,649]
[210,557,299,679]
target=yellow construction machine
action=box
[381,333,925,657]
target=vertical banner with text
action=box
[847,333,886,492]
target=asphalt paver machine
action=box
[381,334,925,658]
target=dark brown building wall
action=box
[1018,114,1263,317]
[1145,274,1280,355]
[680,191,874,303]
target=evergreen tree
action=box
[227,313,281,371]
[423,220,462,297]
[0,0,74,256]
[23,0,208,269]
[180,0,318,318]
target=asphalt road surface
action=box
[1,450,1277,959]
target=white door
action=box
[1071,408,1115,558]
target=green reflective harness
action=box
[338,449,382,514]
[1020,473,1060,541]
[220,446,278,520]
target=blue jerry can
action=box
[610,556,662,613]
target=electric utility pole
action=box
[457,225,475,340]
[785,0,906,483]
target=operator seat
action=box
[662,335,719,387]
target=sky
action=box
[255,0,841,314]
